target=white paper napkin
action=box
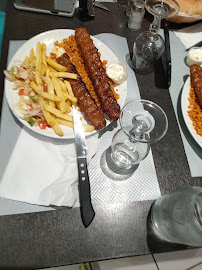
[174,22,202,49]
[0,127,99,207]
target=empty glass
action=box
[128,0,145,31]
[132,0,179,74]
[102,99,168,179]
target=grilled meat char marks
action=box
[190,64,202,107]
[75,27,120,121]
[56,53,106,130]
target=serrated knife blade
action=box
[72,106,95,228]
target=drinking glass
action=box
[128,0,145,31]
[132,0,179,74]
[101,99,168,179]
[151,187,202,246]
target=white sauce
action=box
[186,47,202,66]
[106,61,127,84]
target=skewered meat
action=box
[57,53,106,130]
[190,64,202,107]
[75,27,120,121]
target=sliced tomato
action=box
[38,120,48,129]
[28,104,33,111]
[18,88,25,95]
[43,85,48,92]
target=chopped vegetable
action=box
[38,120,49,129]
[25,117,35,126]
[18,88,25,95]
[30,96,39,103]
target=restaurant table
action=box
[0,1,201,269]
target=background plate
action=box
[5,29,127,139]
[181,76,202,148]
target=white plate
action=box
[181,76,202,148]
[5,29,127,139]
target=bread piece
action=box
[177,0,202,16]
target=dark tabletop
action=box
[0,1,201,269]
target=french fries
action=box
[47,77,56,108]
[63,92,77,104]
[23,56,30,68]
[56,118,74,129]
[51,75,70,113]
[44,104,73,122]
[29,48,34,61]
[57,118,95,132]
[46,57,67,72]
[49,72,77,80]
[18,42,96,137]
[41,43,47,76]
[52,120,64,137]
[57,78,66,92]
[64,80,77,107]
[81,124,95,133]
[47,65,57,72]
[39,96,55,126]
[35,73,43,86]
[41,44,47,66]
[36,42,42,75]
[30,81,61,102]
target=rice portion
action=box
[56,35,119,108]
[188,87,202,136]
[56,35,101,109]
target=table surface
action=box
[0,1,201,269]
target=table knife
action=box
[94,2,110,11]
[72,106,95,228]
[163,19,171,87]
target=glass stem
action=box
[149,16,161,40]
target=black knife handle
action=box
[77,157,95,228]
[163,19,171,87]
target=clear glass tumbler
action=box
[151,186,202,246]
[128,0,145,31]
[110,99,168,171]
[111,128,150,170]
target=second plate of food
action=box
[181,76,202,148]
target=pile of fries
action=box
[24,42,95,137]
